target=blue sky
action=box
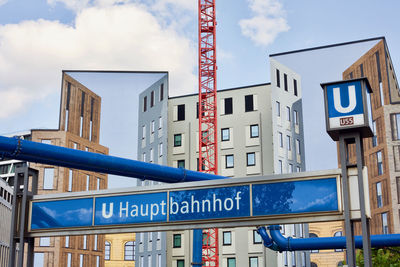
[0,0,399,187]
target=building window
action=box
[142,152,146,162]
[247,152,256,166]
[227,258,236,267]
[276,101,281,117]
[278,160,283,174]
[382,212,388,234]
[157,254,162,267]
[288,163,293,173]
[283,251,288,266]
[276,69,280,88]
[159,143,163,157]
[309,233,319,253]
[250,257,258,267]
[293,79,298,96]
[159,116,162,129]
[296,139,301,155]
[245,95,254,112]
[223,231,232,245]
[278,132,283,147]
[377,151,383,175]
[221,128,230,141]
[79,254,84,267]
[150,91,155,107]
[177,104,185,121]
[286,135,291,151]
[291,251,296,267]
[253,230,262,244]
[86,175,90,191]
[151,120,155,134]
[177,160,185,169]
[372,120,378,146]
[67,253,72,267]
[250,124,259,138]
[65,236,69,247]
[142,125,146,140]
[286,106,291,121]
[311,262,318,267]
[174,134,182,147]
[83,235,87,249]
[197,158,206,171]
[160,83,164,101]
[284,73,288,91]
[224,97,233,114]
[391,114,400,140]
[150,148,154,162]
[139,256,144,267]
[43,168,54,190]
[294,110,299,125]
[124,241,135,261]
[334,232,343,252]
[177,260,184,267]
[39,237,50,247]
[296,166,301,172]
[173,234,181,248]
[148,255,152,266]
[41,139,51,144]
[376,182,383,208]
[360,64,364,77]
[203,233,209,246]
[226,154,234,168]
[94,235,98,250]
[143,96,147,112]
[105,241,111,260]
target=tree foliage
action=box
[356,247,400,267]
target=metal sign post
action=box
[322,78,373,267]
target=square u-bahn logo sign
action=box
[321,78,373,141]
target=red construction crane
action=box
[198,0,218,266]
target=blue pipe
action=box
[264,225,400,251]
[257,226,280,251]
[192,229,203,267]
[0,136,225,183]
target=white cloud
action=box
[47,0,91,12]
[239,0,289,46]
[0,4,197,119]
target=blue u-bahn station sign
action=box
[321,78,373,141]
[29,170,343,237]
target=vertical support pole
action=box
[339,135,356,267]
[193,229,203,267]
[354,133,372,267]
[8,163,38,267]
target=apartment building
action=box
[0,73,109,266]
[308,38,400,267]
[136,60,308,266]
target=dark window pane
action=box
[284,73,288,91]
[143,96,147,112]
[276,69,280,88]
[173,234,181,248]
[221,128,230,141]
[293,79,298,96]
[245,95,254,112]
[151,91,154,107]
[177,160,185,169]
[160,83,164,101]
[225,97,233,114]
[177,104,185,121]
[174,134,182,147]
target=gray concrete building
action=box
[136,74,169,267]
[136,60,308,266]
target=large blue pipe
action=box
[0,136,225,183]
[260,225,400,251]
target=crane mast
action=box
[198,0,219,266]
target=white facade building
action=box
[137,61,309,266]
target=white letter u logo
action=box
[102,203,113,219]
[333,85,356,113]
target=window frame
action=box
[376,182,383,208]
[124,241,135,261]
[249,257,258,267]
[223,231,232,246]
[250,124,259,138]
[174,134,182,147]
[177,104,185,121]
[225,154,234,169]
[221,128,230,141]
[227,257,236,267]
[105,241,111,260]
[247,152,256,167]
[253,230,262,244]
[177,160,185,169]
[173,234,182,248]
